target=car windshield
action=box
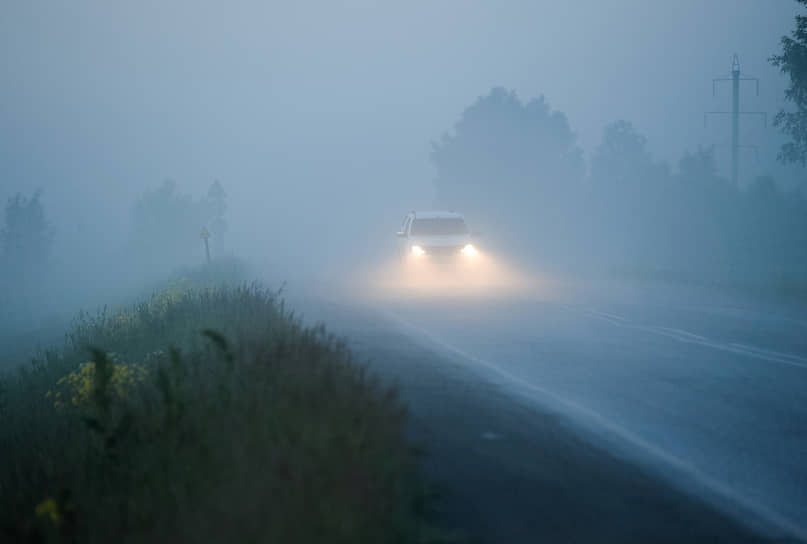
[410,217,468,236]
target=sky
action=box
[0,0,803,265]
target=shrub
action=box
[0,284,437,543]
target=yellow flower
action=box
[35,497,61,525]
[49,358,149,409]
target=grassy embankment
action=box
[0,263,446,543]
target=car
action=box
[396,210,479,262]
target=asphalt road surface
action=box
[288,275,807,543]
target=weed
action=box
[0,282,444,543]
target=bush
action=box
[0,283,437,543]
[167,255,249,286]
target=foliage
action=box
[432,88,807,293]
[0,191,55,330]
[0,191,53,281]
[46,356,148,410]
[130,180,229,275]
[430,87,584,249]
[770,0,807,165]
[590,121,807,289]
[205,180,228,254]
[587,121,671,265]
[591,121,668,191]
[0,284,440,543]
[169,255,247,287]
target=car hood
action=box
[410,234,471,247]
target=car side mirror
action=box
[396,231,406,238]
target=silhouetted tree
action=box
[678,146,720,186]
[204,180,228,255]
[676,146,733,208]
[662,148,807,287]
[667,147,739,276]
[430,87,584,257]
[0,191,54,281]
[131,180,208,272]
[771,0,807,165]
[591,121,668,191]
[0,191,54,327]
[589,121,669,268]
[739,176,807,284]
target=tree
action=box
[130,180,232,273]
[0,191,54,279]
[678,146,719,186]
[0,191,54,326]
[587,121,671,269]
[770,0,807,165]
[204,180,228,254]
[131,180,208,272]
[590,121,666,190]
[671,147,739,272]
[430,87,584,253]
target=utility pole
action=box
[200,226,211,264]
[704,54,767,187]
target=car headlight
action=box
[411,245,425,256]
[461,244,477,256]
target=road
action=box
[287,273,807,542]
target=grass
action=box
[0,276,447,543]
[0,256,250,372]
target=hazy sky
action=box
[0,1,802,262]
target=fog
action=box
[6,4,807,540]
[1,1,805,333]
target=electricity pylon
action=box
[704,54,767,186]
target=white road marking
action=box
[728,343,807,366]
[587,309,629,322]
[578,308,807,371]
[382,309,807,543]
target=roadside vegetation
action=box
[431,2,807,300]
[0,269,444,543]
[432,88,807,300]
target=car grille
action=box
[424,245,463,256]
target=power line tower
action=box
[704,54,767,187]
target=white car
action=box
[396,210,479,262]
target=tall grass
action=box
[0,282,441,543]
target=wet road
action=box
[291,276,807,541]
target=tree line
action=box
[0,180,228,330]
[431,4,807,292]
[432,87,807,291]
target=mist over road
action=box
[288,275,807,541]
